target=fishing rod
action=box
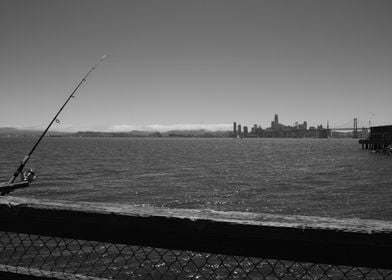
[0,55,107,195]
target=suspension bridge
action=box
[329,118,369,138]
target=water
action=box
[1,137,391,220]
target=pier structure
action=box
[359,125,392,150]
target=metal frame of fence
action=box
[0,196,391,279]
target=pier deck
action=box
[359,125,392,151]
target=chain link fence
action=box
[1,231,391,280]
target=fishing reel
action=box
[0,168,35,196]
[21,168,37,183]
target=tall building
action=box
[273,114,279,130]
[327,120,331,137]
[243,126,248,136]
[237,124,242,135]
[233,122,237,137]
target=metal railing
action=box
[0,196,391,279]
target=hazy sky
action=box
[1,0,391,131]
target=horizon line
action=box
[2,120,391,133]
[1,123,233,133]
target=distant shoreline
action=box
[0,127,357,139]
[0,132,356,139]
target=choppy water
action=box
[0,137,391,220]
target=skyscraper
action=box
[233,122,237,137]
[274,114,279,130]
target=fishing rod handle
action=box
[8,156,30,184]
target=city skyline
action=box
[1,113,369,133]
[1,1,392,132]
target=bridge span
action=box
[330,127,369,131]
[329,118,369,138]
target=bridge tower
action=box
[353,118,358,138]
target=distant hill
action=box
[0,127,40,137]
[68,129,230,138]
[0,127,231,138]
[0,127,19,134]
[70,130,162,137]
[0,127,69,137]
[163,129,230,138]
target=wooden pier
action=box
[359,125,392,151]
